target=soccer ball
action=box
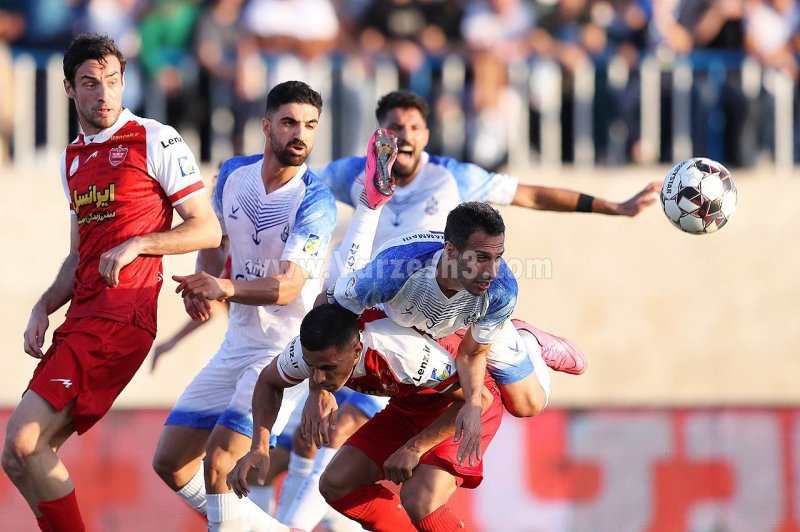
[660,158,737,234]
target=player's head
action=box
[442,202,506,296]
[299,304,362,392]
[263,81,323,167]
[375,90,430,182]
[63,33,126,135]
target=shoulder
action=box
[374,231,444,259]
[301,170,337,203]
[219,154,263,180]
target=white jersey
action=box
[331,231,517,345]
[315,152,518,250]
[276,316,460,396]
[213,155,337,358]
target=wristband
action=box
[576,193,594,212]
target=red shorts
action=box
[345,380,503,489]
[27,316,153,434]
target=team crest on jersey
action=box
[425,196,439,215]
[280,224,289,243]
[303,234,321,255]
[109,146,128,167]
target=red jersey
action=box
[59,109,205,336]
[276,313,461,397]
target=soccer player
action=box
[228,303,505,532]
[1,34,221,532]
[150,81,337,531]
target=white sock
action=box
[207,492,247,532]
[241,495,289,532]
[520,330,551,406]
[323,204,381,290]
[275,451,315,521]
[248,485,276,516]
[284,446,339,530]
[322,507,366,532]
[175,463,207,516]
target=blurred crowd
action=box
[1,0,800,168]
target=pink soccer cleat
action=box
[512,319,587,375]
[361,127,397,209]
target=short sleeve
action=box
[212,154,264,236]
[471,262,518,343]
[431,155,518,206]
[281,173,338,277]
[276,336,311,384]
[145,123,205,206]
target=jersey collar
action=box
[73,108,134,146]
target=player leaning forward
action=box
[150,81,337,531]
[2,34,221,531]
[229,303,503,532]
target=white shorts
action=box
[165,350,308,441]
[486,322,536,385]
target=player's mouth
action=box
[475,280,492,291]
[287,142,306,154]
[396,145,414,164]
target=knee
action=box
[504,397,545,418]
[2,427,38,479]
[152,447,181,484]
[399,484,436,522]
[319,466,350,503]
[500,384,546,418]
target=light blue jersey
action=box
[332,231,517,345]
[316,152,518,250]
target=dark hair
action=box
[300,304,359,352]
[266,81,323,116]
[63,33,126,87]
[375,90,430,123]
[444,202,505,251]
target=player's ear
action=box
[443,241,458,260]
[353,339,362,363]
[64,79,75,99]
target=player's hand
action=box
[453,402,483,466]
[383,445,423,484]
[173,272,232,302]
[182,293,212,321]
[301,388,339,448]
[616,181,660,216]
[23,304,49,358]
[99,237,142,288]
[226,449,271,498]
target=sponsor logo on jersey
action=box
[303,234,322,256]
[110,132,139,141]
[109,145,128,166]
[431,363,453,382]
[72,183,117,225]
[160,136,184,149]
[178,156,196,177]
[412,345,431,383]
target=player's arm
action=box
[384,386,494,483]
[100,193,222,288]
[23,216,79,358]
[227,358,301,498]
[453,331,490,466]
[175,258,309,306]
[173,236,231,321]
[510,181,660,216]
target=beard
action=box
[391,150,422,180]
[272,135,309,167]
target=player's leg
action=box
[247,432,290,515]
[282,398,380,530]
[323,128,397,290]
[2,391,79,519]
[320,402,419,532]
[153,351,240,515]
[399,465,462,529]
[152,425,211,515]
[272,402,316,520]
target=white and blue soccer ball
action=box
[660,157,737,235]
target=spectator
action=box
[461,0,536,169]
[0,0,25,165]
[138,0,201,130]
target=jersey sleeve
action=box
[431,155,519,206]
[471,261,518,344]
[60,150,72,213]
[276,336,312,385]
[331,234,443,315]
[313,157,365,207]
[281,173,338,277]
[211,155,263,236]
[145,123,205,206]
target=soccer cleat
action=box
[512,319,587,375]
[361,127,397,209]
